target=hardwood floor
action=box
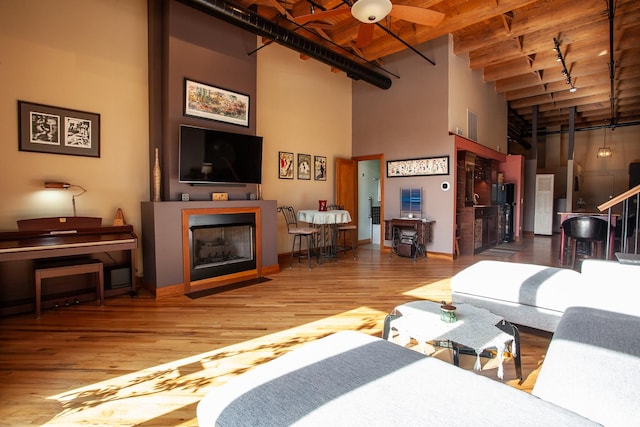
[0,233,561,426]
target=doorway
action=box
[337,155,384,249]
[357,159,382,246]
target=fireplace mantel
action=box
[141,200,278,298]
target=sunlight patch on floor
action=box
[44,306,387,426]
[401,277,452,302]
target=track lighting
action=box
[553,37,576,93]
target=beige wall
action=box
[0,0,149,242]
[448,36,508,154]
[256,43,353,253]
[574,126,640,208]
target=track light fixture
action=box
[553,37,576,93]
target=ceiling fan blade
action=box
[356,23,375,48]
[295,7,351,25]
[390,5,444,26]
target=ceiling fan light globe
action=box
[351,0,392,24]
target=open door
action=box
[337,155,385,247]
[336,158,358,224]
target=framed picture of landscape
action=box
[184,78,249,127]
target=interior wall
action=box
[573,125,640,211]
[352,36,452,254]
[448,35,508,154]
[256,43,353,253]
[162,0,259,202]
[525,125,640,221]
[0,0,149,236]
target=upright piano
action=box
[0,217,138,314]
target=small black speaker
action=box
[105,266,131,289]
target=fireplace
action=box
[182,207,262,293]
[188,212,256,281]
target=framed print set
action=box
[279,153,328,180]
[387,155,449,177]
[184,78,249,127]
[18,101,100,158]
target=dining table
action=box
[558,212,617,265]
[297,209,352,259]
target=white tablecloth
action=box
[297,210,351,225]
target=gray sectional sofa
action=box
[451,259,640,332]
[197,306,640,426]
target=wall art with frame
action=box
[279,151,294,179]
[314,155,327,181]
[297,153,311,180]
[18,100,100,158]
[184,78,249,127]
[387,155,449,177]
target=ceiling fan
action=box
[295,0,445,48]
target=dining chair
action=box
[561,216,610,269]
[327,205,357,260]
[277,206,319,269]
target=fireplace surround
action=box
[140,200,278,298]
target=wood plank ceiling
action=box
[233,0,640,144]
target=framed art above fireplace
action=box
[184,79,250,127]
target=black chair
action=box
[562,216,610,269]
[277,206,320,269]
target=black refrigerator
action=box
[491,183,516,242]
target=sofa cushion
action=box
[451,260,582,312]
[197,330,598,426]
[575,260,640,316]
[532,306,640,426]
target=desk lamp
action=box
[44,181,87,216]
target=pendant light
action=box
[597,128,612,158]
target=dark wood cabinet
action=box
[473,206,499,253]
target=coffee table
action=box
[383,300,522,381]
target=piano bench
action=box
[34,259,104,318]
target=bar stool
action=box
[561,216,610,269]
[327,205,356,260]
[277,206,320,269]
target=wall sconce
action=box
[596,128,613,158]
[44,181,87,216]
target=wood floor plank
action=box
[0,234,561,426]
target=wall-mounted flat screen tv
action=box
[179,125,263,185]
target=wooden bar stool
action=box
[35,259,104,318]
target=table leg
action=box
[382,313,401,340]
[559,228,566,266]
[497,320,523,384]
[452,342,460,366]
